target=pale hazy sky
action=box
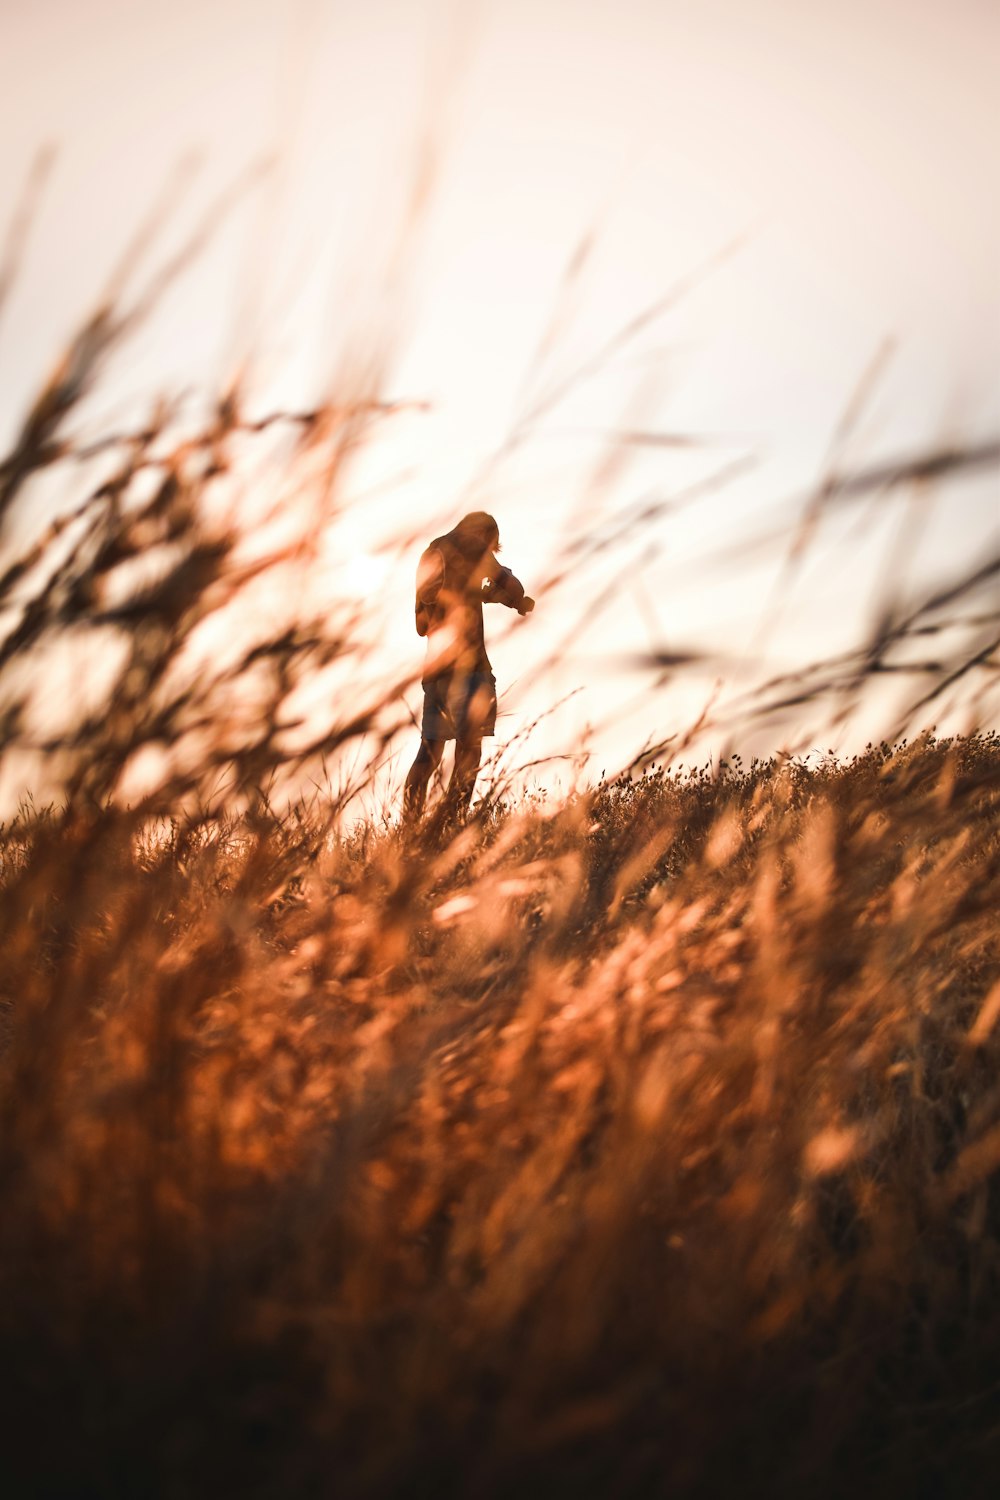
[1,0,998,784]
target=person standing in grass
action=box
[404,510,534,823]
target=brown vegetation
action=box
[1,180,999,1495]
[1,732,999,1497]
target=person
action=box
[403,511,534,822]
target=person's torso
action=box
[421,532,491,681]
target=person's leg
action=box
[443,671,495,820]
[446,735,483,819]
[404,737,444,821]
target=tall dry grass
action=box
[1,169,1000,1497]
[1,734,999,1497]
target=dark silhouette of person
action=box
[404,511,534,822]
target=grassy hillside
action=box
[1,197,998,1495]
[1,732,999,1497]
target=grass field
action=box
[1,730,999,1497]
[1,184,999,1493]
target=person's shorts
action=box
[421,671,497,742]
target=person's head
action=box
[453,510,500,555]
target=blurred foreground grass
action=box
[2,174,999,1495]
[1,732,999,1498]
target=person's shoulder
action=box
[421,532,452,558]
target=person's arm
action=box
[481,555,535,615]
[414,546,444,637]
